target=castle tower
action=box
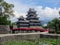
[26,8,41,28]
[17,16,29,28]
[59,11,60,19]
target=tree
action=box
[0,0,14,25]
[47,18,60,33]
[0,0,14,17]
[0,15,12,25]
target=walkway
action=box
[0,32,48,37]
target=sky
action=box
[5,0,60,25]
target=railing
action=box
[12,28,49,32]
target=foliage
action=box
[3,38,60,45]
[0,0,14,25]
[0,0,14,17]
[0,15,11,25]
[47,18,60,33]
[42,26,48,29]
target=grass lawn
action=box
[3,38,60,45]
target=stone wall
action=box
[0,25,10,34]
[0,34,40,44]
[40,34,59,39]
[0,34,60,44]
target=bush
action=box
[0,16,11,25]
[57,30,60,34]
[3,38,60,45]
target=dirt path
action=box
[0,32,48,37]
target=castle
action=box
[17,8,41,28]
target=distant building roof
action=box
[28,8,36,13]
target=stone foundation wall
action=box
[0,34,40,43]
[40,34,60,39]
[0,25,10,34]
[0,34,60,44]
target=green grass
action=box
[3,38,60,45]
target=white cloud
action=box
[5,0,60,23]
[43,24,47,26]
[35,6,60,21]
[13,5,60,23]
[14,11,26,18]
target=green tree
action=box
[0,0,14,17]
[0,0,14,25]
[47,18,60,33]
[0,15,11,25]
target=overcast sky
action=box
[5,0,60,25]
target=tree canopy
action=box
[47,18,60,33]
[0,0,14,25]
[0,0,14,17]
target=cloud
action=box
[13,5,60,23]
[5,0,60,24]
[14,11,26,18]
[34,6,60,25]
[35,6,60,21]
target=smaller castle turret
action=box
[17,16,29,28]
